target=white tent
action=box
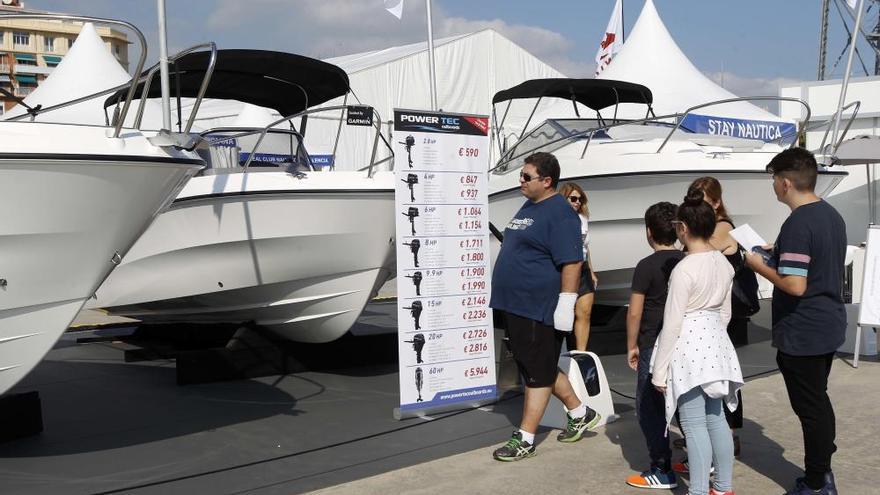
[302,29,565,170]
[3,23,145,124]
[596,0,795,142]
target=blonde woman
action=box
[559,182,598,351]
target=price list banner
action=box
[393,109,496,418]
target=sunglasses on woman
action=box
[568,195,582,204]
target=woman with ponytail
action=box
[650,189,744,495]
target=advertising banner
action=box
[681,113,797,145]
[393,109,496,418]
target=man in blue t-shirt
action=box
[489,152,600,462]
[746,148,846,495]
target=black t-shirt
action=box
[771,200,847,355]
[631,249,684,349]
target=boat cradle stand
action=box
[123,324,306,386]
[0,391,44,443]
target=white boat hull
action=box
[1,126,202,395]
[489,140,847,305]
[91,171,396,343]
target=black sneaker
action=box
[493,431,536,461]
[557,408,601,442]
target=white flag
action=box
[385,0,404,19]
[594,0,623,76]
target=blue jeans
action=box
[677,386,734,495]
[636,346,671,471]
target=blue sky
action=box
[28,0,879,97]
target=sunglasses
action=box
[519,172,543,182]
[568,195,583,204]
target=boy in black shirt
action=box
[746,148,846,495]
[625,202,684,490]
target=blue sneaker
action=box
[626,467,678,489]
[787,471,837,495]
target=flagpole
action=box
[157,0,171,130]
[426,0,438,110]
[831,0,865,149]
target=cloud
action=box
[202,0,588,73]
[704,71,802,113]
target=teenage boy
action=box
[490,152,600,462]
[625,202,684,489]
[746,148,846,495]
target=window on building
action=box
[43,36,55,52]
[13,31,29,48]
[114,44,120,56]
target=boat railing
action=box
[490,96,811,176]
[199,104,394,177]
[130,43,219,133]
[0,13,148,137]
[655,96,810,152]
[810,101,861,155]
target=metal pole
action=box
[426,0,438,110]
[819,0,830,79]
[832,0,865,148]
[157,0,171,130]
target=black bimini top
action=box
[106,49,350,116]
[492,78,652,111]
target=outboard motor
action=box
[402,207,420,236]
[404,333,426,363]
[402,173,419,202]
[403,239,421,267]
[406,271,423,295]
[403,300,423,330]
[399,135,415,168]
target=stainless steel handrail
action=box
[132,42,218,132]
[816,101,861,154]
[656,96,811,153]
[0,13,148,137]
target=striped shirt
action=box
[771,200,847,356]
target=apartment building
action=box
[0,0,129,114]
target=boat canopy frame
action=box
[103,48,350,134]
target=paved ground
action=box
[2,301,876,494]
[307,357,879,495]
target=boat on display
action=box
[0,15,205,395]
[89,49,396,344]
[487,79,850,305]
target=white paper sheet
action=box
[729,224,768,252]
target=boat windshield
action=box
[201,128,313,173]
[502,118,608,165]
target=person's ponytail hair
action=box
[677,188,716,240]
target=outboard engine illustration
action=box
[415,367,424,402]
[403,239,421,267]
[404,333,426,363]
[399,135,415,168]
[402,207,419,236]
[406,271,423,295]
[402,173,419,202]
[403,300,423,330]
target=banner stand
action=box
[392,108,497,419]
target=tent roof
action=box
[325,32,473,74]
[106,50,349,116]
[597,0,783,121]
[493,78,652,111]
[4,22,131,123]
